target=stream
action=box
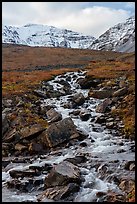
[2,71,135,202]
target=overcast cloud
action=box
[2,2,135,38]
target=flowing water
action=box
[2,71,135,202]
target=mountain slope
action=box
[2,24,95,49]
[89,16,135,52]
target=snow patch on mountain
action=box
[89,16,135,53]
[2,24,95,49]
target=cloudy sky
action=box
[2,2,135,38]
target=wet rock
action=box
[2,108,12,114]
[44,161,81,188]
[79,141,88,147]
[2,99,12,108]
[39,105,56,115]
[2,143,14,156]
[65,155,87,165]
[88,89,112,99]
[15,143,28,151]
[2,113,9,136]
[40,118,80,148]
[72,93,85,106]
[58,79,71,87]
[29,162,52,172]
[106,122,114,129]
[7,179,34,192]
[69,109,80,116]
[95,115,106,124]
[113,87,128,97]
[62,102,74,109]
[28,142,44,154]
[2,159,11,168]
[103,191,126,202]
[38,183,79,201]
[124,161,135,171]
[46,108,62,123]
[119,180,135,193]
[96,98,112,113]
[79,110,91,121]
[96,191,106,197]
[77,76,100,89]
[2,128,20,143]
[33,90,47,98]
[19,124,45,140]
[117,148,126,153]
[9,169,41,178]
[92,126,103,132]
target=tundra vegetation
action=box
[2,44,135,202]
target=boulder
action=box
[2,128,20,143]
[113,87,128,97]
[9,169,41,178]
[44,161,81,188]
[96,98,112,113]
[46,108,62,123]
[19,124,45,140]
[79,110,91,121]
[119,180,135,192]
[2,113,9,136]
[77,76,100,89]
[28,142,44,154]
[124,161,135,171]
[95,115,106,124]
[72,93,85,106]
[65,155,87,165]
[15,143,28,151]
[40,118,80,148]
[88,89,112,99]
[38,183,79,201]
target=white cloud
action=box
[2,2,132,37]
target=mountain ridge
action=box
[2,16,135,52]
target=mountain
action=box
[89,16,135,53]
[2,24,96,49]
[2,16,135,52]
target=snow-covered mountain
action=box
[2,24,96,49]
[2,16,135,52]
[89,16,135,53]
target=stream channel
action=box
[2,71,135,202]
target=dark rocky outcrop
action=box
[46,108,62,123]
[96,98,112,113]
[44,161,81,188]
[88,89,112,99]
[113,87,128,97]
[2,113,9,136]
[40,118,80,148]
[38,183,79,201]
[72,93,85,106]
[77,76,101,89]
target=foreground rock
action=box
[38,183,79,201]
[45,161,81,188]
[77,76,101,89]
[96,98,112,113]
[40,118,80,148]
[72,93,85,106]
[88,89,112,99]
[2,113,9,136]
[46,108,62,123]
